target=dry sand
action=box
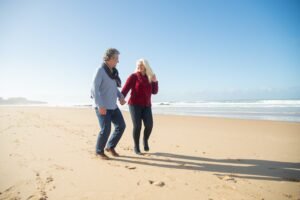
[0,106,299,200]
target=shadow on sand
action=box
[113,152,300,182]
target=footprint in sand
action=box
[26,195,35,199]
[177,163,186,167]
[9,153,22,158]
[148,180,165,187]
[125,166,136,170]
[46,177,54,184]
[283,193,293,199]
[86,140,93,145]
[154,181,165,187]
[109,163,121,167]
[136,180,165,187]
[0,185,22,200]
[13,139,20,144]
[122,146,133,151]
[34,172,55,200]
[50,164,73,172]
[216,174,237,183]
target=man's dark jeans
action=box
[95,107,126,154]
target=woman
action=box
[121,59,159,154]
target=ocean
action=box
[4,99,299,123]
[142,100,300,122]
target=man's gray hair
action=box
[103,48,120,61]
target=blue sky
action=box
[0,0,299,104]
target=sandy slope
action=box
[0,106,299,200]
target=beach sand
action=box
[0,106,299,200]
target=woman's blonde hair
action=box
[135,58,154,83]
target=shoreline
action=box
[1,105,300,124]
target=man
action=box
[91,48,126,160]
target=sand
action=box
[0,106,299,200]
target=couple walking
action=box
[91,48,159,160]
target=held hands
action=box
[99,107,107,115]
[151,74,157,82]
[98,98,126,115]
[119,97,127,105]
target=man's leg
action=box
[106,108,126,151]
[95,108,112,155]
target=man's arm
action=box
[92,68,106,114]
[117,90,126,105]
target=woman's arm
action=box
[151,74,158,94]
[151,81,158,94]
[121,74,136,97]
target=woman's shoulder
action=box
[124,73,138,83]
[128,73,138,79]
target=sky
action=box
[0,0,299,104]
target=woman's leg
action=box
[129,105,142,154]
[142,106,153,151]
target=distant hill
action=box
[0,97,47,105]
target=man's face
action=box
[107,54,119,68]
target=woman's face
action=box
[137,63,146,73]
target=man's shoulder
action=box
[95,66,105,75]
[97,66,105,72]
